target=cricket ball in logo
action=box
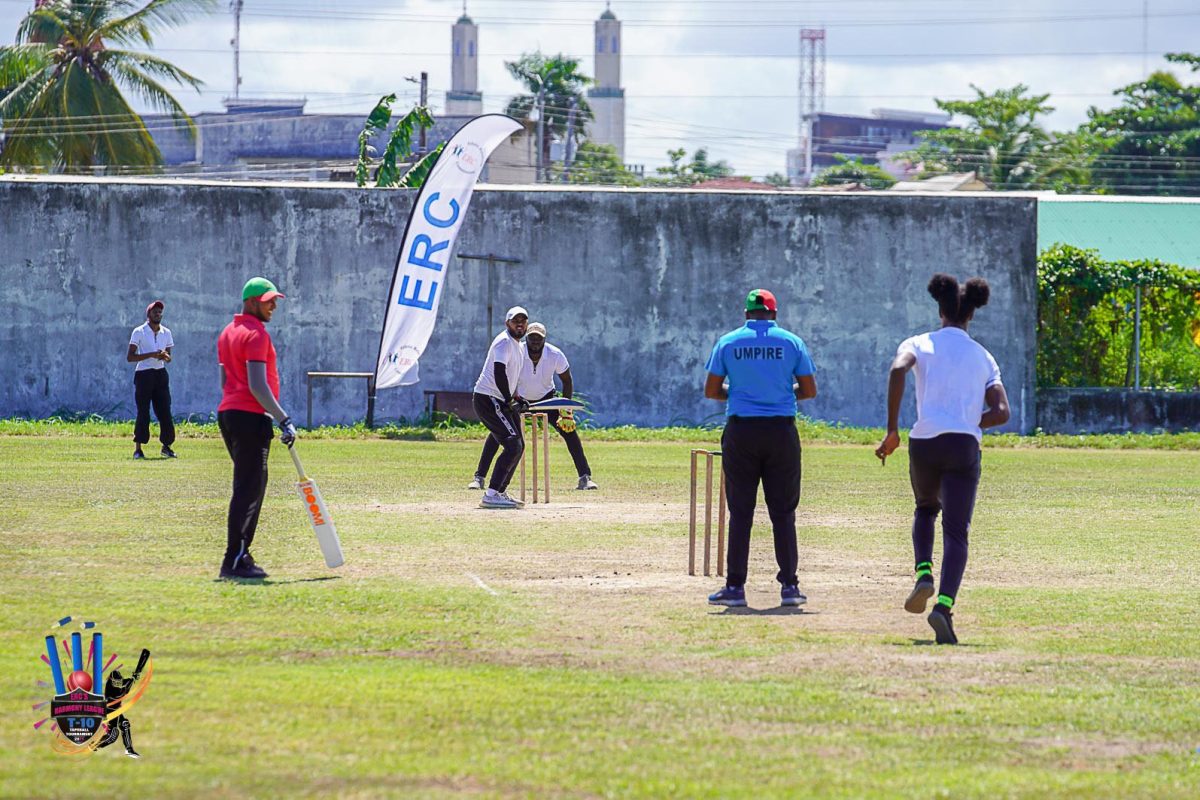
[452,142,485,175]
[34,616,153,758]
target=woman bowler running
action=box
[875,274,1010,644]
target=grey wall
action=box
[1038,388,1200,433]
[0,178,1038,431]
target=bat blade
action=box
[296,477,344,568]
[134,648,150,677]
[527,398,586,412]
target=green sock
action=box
[915,561,933,581]
[937,594,954,610]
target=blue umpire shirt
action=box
[706,320,816,417]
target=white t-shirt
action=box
[472,330,527,400]
[129,322,174,372]
[517,343,570,400]
[897,326,1002,442]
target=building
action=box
[144,99,534,183]
[787,108,952,185]
[446,10,482,116]
[587,4,626,161]
[889,172,988,192]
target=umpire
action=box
[703,289,817,608]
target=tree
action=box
[647,147,734,186]
[563,141,640,186]
[0,0,212,173]
[504,52,592,173]
[354,93,440,189]
[1084,53,1200,196]
[899,84,1084,190]
[810,156,896,189]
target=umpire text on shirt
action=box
[127,300,175,459]
[703,289,817,609]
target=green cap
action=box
[242,277,285,302]
[745,289,777,312]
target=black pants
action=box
[218,410,273,569]
[476,391,592,478]
[721,416,802,587]
[472,393,523,492]
[133,369,174,447]
[909,433,981,604]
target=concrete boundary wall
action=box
[1037,388,1200,433]
[0,177,1037,431]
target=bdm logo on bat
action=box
[33,616,153,759]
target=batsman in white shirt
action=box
[469,322,598,492]
[470,307,531,509]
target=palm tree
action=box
[504,52,592,174]
[0,0,213,173]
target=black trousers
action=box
[218,410,273,569]
[475,391,592,478]
[721,416,802,587]
[909,433,981,604]
[133,369,174,446]
[472,393,524,492]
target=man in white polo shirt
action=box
[470,306,529,509]
[469,321,598,491]
[126,300,176,460]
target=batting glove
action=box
[508,397,530,415]
[278,416,297,446]
[557,409,576,433]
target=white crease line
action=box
[466,572,499,596]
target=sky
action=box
[1,0,1198,178]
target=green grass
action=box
[2,435,1199,798]
[4,416,1200,449]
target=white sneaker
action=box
[500,491,525,507]
[467,474,483,490]
[577,475,598,490]
[480,492,520,509]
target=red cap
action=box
[146,300,164,317]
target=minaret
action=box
[586,3,625,160]
[447,4,482,116]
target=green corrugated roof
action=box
[1038,197,1200,267]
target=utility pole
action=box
[561,97,577,183]
[535,80,546,182]
[419,71,429,153]
[230,0,244,99]
[405,71,431,155]
[457,253,523,337]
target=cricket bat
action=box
[527,398,587,412]
[287,444,345,568]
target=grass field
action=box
[2,428,1199,798]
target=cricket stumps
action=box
[688,449,725,577]
[520,412,551,504]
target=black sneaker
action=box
[905,575,935,614]
[239,553,268,578]
[161,446,177,458]
[780,584,807,607]
[219,554,268,580]
[125,747,141,759]
[707,585,747,607]
[133,449,145,460]
[927,604,958,645]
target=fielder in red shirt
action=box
[216,277,296,579]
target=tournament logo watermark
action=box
[32,616,153,759]
[452,141,485,175]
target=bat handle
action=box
[288,443,308,481]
